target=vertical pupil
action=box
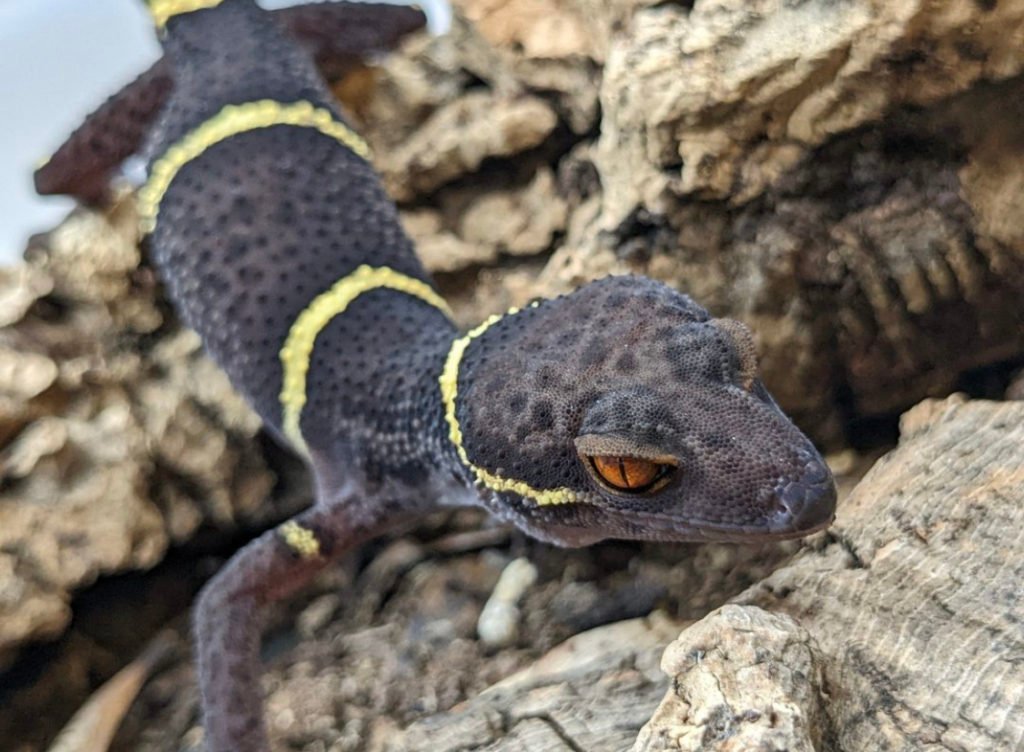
[593,456,659,489]
[622,457,654,487]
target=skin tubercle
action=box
[439,301,583,507]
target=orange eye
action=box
[589,455,673,493]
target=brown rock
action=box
[454,0,600,60]
[634,605,826,752]
[366,14,517,146]
[406,167,568,274]
[0,347,57,403]
[384,613,685,752]
[0,264,52,327]
[402,208,496,273]
[597,0,1024,212]
[381,91,559,201]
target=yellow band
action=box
[439,303,579,506]
[138,99,371,234]
[280,265,453,454]
[278,521,321,558]
[148,0,225,29]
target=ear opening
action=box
[712,318,759,391]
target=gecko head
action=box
[452,275,836,546]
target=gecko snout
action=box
[770,453,837,534]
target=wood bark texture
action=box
[731,397,1023,751]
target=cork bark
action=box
[735,397,1024,751]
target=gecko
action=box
[37,2,837,750]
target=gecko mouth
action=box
[616,513,834,543]
[600,510,836,544]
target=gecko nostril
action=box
[801,460,829,486]
[771,458,837,533]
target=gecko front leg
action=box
[194,494,391,752]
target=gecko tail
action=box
[33,1,426,203]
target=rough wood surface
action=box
[733,396,1024,751]
[0,203,301,669]
[385,613,685,752]
[634,605,826,752]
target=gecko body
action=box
[40,2,837,749]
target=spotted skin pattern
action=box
[43,1,838,749]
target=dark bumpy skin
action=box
[457,277,834,546]
[33,2,425,204]
[44,2,836,750]
[35,63,173,204]
[146,1,447,447]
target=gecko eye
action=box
[588,455,674,494]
